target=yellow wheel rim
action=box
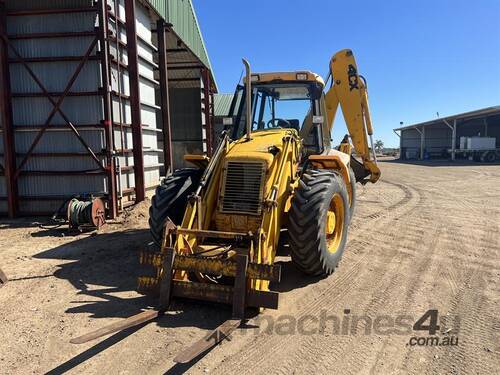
[326,193,345,253]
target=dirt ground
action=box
[0,159,499,374]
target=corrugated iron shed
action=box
[394,106,500,161]
[394,106,500,131]
[0,0,218,218]
[214,93,234,117]
[144,0,216,90]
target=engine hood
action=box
[225,129,295,167]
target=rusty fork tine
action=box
[0,267,8,286]
[69,310,159,344]
[173,318,242,364]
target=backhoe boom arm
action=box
[324,49,380,183]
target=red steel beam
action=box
[0,2,18,217]
[12,123,104,130]
[165,65,206,70]
[7,31,97,40]
[97,0,118,218]
[11,91,100,98]
[19,170,106,176]
[157,20,173,174]
[8,56,101,63]
[13,152,106,157]
[124,0,145,202]
[7,7,97,16]
[201,68,214,156]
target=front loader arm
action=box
[324,49,380,183]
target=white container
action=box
[466,137,496,150]
[459,137,467,149]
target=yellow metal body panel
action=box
[309,149,353,203]
[184,154,209,169]
[324,49,381,182]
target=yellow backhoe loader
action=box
[71,49,380,363]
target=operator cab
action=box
[227,71,328,154]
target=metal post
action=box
[0,2,18,217]
[414,126,425,160]
[124,0,145,202]
[393,129,402,159]
[483,118,488,137]
[201,68,213,156]
[242,59,252,141]
[443,119,455,161]
[210,89,215,150]
[452,119,457,161]
[420,126,425,160]
[98,0,118,218]
[157,19,173,174]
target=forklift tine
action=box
[158,247,175,313]
[70,249,178,345]
[70,309,159,344]
[232,254,248,319]
[0,267,7,287]
[173,318,242,363]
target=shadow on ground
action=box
[272,259,325,292]
[0,217,51,230]
[34,229,155,318]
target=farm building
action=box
[213,92,236,140]
[0,0,217,218]
[394,106,500,160]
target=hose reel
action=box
[67,197,106,230]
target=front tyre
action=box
[288,169,350,276]
[149,168,202,246]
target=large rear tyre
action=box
[288,169,350,276]
[149,168,202,246]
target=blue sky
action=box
[193,0,500,147]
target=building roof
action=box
[145,0,217,90]
[214,93,235,117]
[394,106,500,131]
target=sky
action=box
[193,0,500,148]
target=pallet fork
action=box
[0,267,7,287]
[70,246,281,363]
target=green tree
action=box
[374,140,384,153]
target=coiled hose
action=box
[67,198,94,227]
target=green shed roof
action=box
[146,0,214,76]
[214,93,235,116]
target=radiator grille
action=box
[221,161,266,215]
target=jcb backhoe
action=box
[71,49,380,362]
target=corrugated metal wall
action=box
[214,93,234,117]
[108,0,161,201]
[0,0,162,215]
[212,93,235,141]
[0,0,218,216]
[3,0,106,214]
[169,87,203,168]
